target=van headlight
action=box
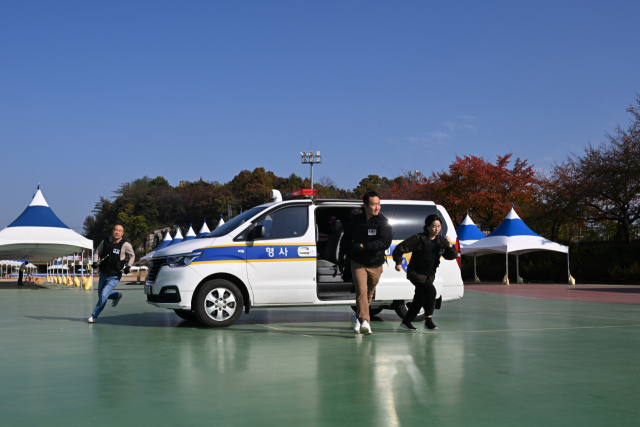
[167,252,203,268]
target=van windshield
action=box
[204,207,268,238]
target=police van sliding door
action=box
[246,205,317,304]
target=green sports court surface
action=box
[1,285,639,426]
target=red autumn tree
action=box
[435,154,536,230]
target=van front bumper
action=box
[145,264,202,310]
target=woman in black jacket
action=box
[392,214,458,331]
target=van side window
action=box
[253,206,308,240]
[381,205,447,240]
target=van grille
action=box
[146,257,167,283]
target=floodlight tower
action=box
[301,151,322,189]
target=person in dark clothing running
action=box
[392,214,458,331]
[88,223,135,323]
[338,191,392,335]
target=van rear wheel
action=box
[392,300,426,322]
[194,279,244,327]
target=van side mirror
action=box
[248,225,265,240]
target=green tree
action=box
[113,204,149,248]
[353,175,392,198]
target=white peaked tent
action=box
[197,220,210,238]
[183,224,196,241]
[217,215,225,229]
[457,213,486,247]
[0,187,93,261]
[461,207,569,284]
[456,213,486,282]
[168,228,183,246]
[140,230,172,263]
[156,230,173,251]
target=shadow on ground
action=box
[24,310,392,330]
[0,283,46,290]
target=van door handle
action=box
[297,246,315,257]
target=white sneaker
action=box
[352,314,361,333]
[87,317,96,323]
[112,293,123,307]
[360,320,372,335]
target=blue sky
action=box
[1,1,639,232]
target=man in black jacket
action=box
[339,191,392,335]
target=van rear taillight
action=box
[455,237,461,269]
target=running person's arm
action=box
[442,236,458,260]
[122,242,136,268]
[392,234,421,270]
[93,240,104,263]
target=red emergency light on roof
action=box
[290,188,316,198]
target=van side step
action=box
[317,292,356,301]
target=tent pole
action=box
[474,255,477,282]
[91,248,94,290]
[568,250,571,285]
[516,254,520,283]
[506,251,509,285]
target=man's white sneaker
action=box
[360,320,372,335]
[87,317,96,323]
[352,314,361,333]
[112,293,123,307]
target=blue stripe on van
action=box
[193,244,316,264]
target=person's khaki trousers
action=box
[351,261,383,323]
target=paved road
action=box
[1,286,639,426]
[466,284,640,305]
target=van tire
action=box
[194,279,244,327]
[392,300,426,322]
[174,309,198,322]
[350,306,384,317]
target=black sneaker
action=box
[425,318,438,330]
[400,320,418,331]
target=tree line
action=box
[84,95,640,252]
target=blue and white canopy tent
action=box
[461,207,570,284]
[217,214,225,229]
[456,213,486,283]
[457,213,486,247]
[168,228,183,246]
[183,224,196,241]
[0,187,93,261]
[156,230,173,251]
[197,220,210,238]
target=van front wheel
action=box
[392,300,425,322]
[194,280,244,327]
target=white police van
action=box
[144,190,464,327]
